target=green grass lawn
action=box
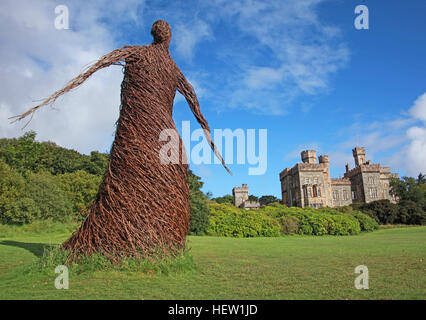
[0,225,425,299]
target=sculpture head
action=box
[151,20,171,46]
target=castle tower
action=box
[232,184,249,207]
[318,155,329,165]
[301,150,317,164]
[352,147,366,167]
[318,154,333,207]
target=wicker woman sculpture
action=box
[13,20,231,261]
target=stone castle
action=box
[232,184,260,210]
[279,147,398,208]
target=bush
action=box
[56,170,101,215]
[188,171,210,235]
[352,199,426,225]
[259,195,280,206]
[206,202,280,237]
[353,200,399,224]
[327,214,361,235]
[398,200,426,225]
[25,171,73,222]
[350,210,379,232]
[212,195,234,204]
[0,160,74,224]
[1,197,40,225]
[279,216,300,234]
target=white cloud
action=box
[244,66,285,90]
[174,19,212,60]
[409,92,426,122]
[211,0,349,114]
[0,0,143,154]
[330,92,426,177]
[403,92,426,175]
[406,126,426,174]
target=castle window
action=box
[307,187,312,198]
[314,177,319,184]
[312,185,318,197]
[368,177,376,185]
[332,191,339,200]
[342,191,348,200]
[352,191,356,200]
[317,187,321,197]
[369,188,378,198]
[305,177,310,185]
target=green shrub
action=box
[206,202,280,237]
[212,195,234,204]
[25,171,73,222]
[398,200,426,225]
[56,170,101,215]
[350,210,379,231]
[327,214,361,235]
[188,171,210,235]
[352,199,426,226]
[352,200,399,224]
[1,197,40,225]
[279,216,300,234]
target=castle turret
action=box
[352,147,366,167]
[232,184,249,207]
[318,155,329,165]
[318,154,332,207]
[301,150,317,164]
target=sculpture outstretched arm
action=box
[177,71,232,175]
[11,45,140,124]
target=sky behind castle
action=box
[0,0,425,198]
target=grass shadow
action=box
[0,240,54,258]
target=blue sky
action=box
[1,0,425,198]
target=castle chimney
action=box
[345,163,349,173]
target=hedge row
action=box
[206,202,281,237]
[206,202,378,237]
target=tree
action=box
[188,170,210,235]
[0,160,35,224]
[390,176,425,209]
[417,173,425,184]
[398,200,426,225]
[56,170,102,216]
[212,195,234,204]
[25,171,73,222]
[352,200,399,224]
[259,195,280,206]
[0,132,109,176]
[248,195,259,202]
